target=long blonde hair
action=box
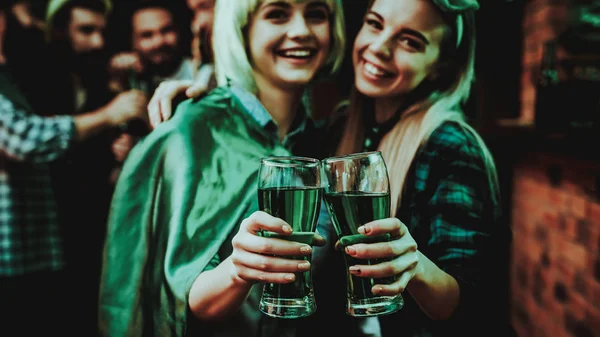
[337,0,499,213]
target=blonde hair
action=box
[337,2,499,214]
[212,0,346,93]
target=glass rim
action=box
[323,151,382,163]
[260,156,320,168]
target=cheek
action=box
[73,34,89,51]
[352,31,368,64]
[314,25,331,50]
[137,39,151,52]
[166,33,178,46]
[248,37,267,66]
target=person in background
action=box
[142,0,217,128]
[0,3,145,336]
[108,1,197,96]
[43,0,148,334]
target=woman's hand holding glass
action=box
[342,217,419,296]
[229,210,325,285]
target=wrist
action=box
[100,106,119,127]
[411,250,429,285]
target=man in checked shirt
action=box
[0,4,147,336]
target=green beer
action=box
[325,191,400,312]
[258,186,321,317]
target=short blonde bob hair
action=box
[212,0,346,93]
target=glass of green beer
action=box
[322,151,403,317]
[257,156,322,319]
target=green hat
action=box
[44,0,112,41]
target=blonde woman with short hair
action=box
[98,1,346,336]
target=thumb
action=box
[186,84,208,98]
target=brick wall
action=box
[510,152,600,337]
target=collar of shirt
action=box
[229,86,315,148]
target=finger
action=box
[232,249,311,274]
[231,231,312,257]
[159,97,172,121]
[161,80,193,99]
[334,240,341,251]
[348,252,418,279]
[372,272,413,296]
[186,83,208,98]
[311,234,326,247]
[240,211,291,235]
[148,101,160,129]
[345,235,417,260]
[133,58,144,73]
[359,218,405,238]
[232,264,296,284]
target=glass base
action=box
[347,294,403,317]
[259,296,316,319]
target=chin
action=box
[279,73,316,87]
[355,81,384,98]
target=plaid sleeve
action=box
[419,122,502,324]
[0,93,75,163]
[419,122,497,281]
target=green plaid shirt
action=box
[377,121,509,336]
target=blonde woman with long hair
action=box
[98,0,346,336]
[332,0,511,336]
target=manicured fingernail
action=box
[282,225,292,233]
[358,225,370,234]
[345,246,356,255]
[300,246,312,255]
[285,274,295,282]
[298,262,310,270]
[372,286,383,294]
[349,266,361,274]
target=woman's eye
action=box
[364,18,382,30]
[305,9,329,22]
[265,9,288,20]
[399,38,423,51]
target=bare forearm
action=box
[407,251,460,320]
[188,256,254,321]
[73,108,113,141]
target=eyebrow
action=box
[260,1,330,11]
[306,1,330,11]
[259,1,291,11]
[367,10,430,45]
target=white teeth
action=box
[364,62,385,77]
[283,50,311,57]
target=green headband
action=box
[430,0,479,48]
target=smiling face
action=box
[247,0,332,91]
[353,0,448,100]
[68,7,106,55]
[132,7,181,76]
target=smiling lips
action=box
[362,59,394,79]
[276,48,317,60]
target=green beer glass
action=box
[257,156,322,318]
[322,151,403,317]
